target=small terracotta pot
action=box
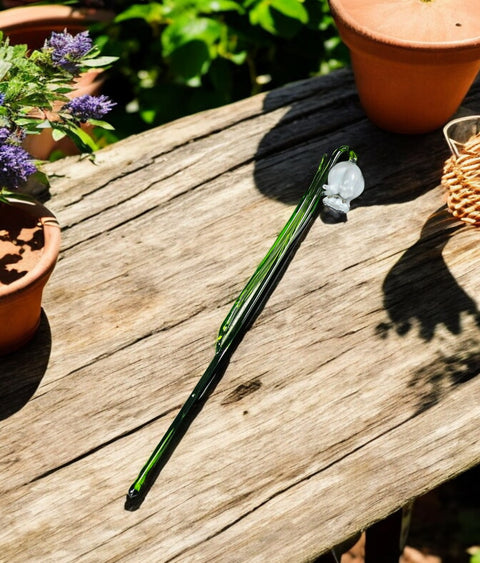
[0,5,113,49]
[0,200,61,355]
[0,5,114,159]
[328,0,480,134]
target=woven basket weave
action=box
[442,133,480,226]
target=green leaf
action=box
[168,40,211,81]
[196,0,245,14]
[471,551,480,563]
[248,1,276,33]
[270,0,308,23]
[81,56,119,68]
[0,60,11,81]
[162,16,223,56]
[14,117,45,127]
[228,50,248,65]
[52,123,99,153]
[88,118,115,130]
[51,128,67,141]
[114,3,165,24]
[34,120,53,129]
[0,187,36,205]
[248,0,308,35]
[139,108,157,124]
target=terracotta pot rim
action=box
[329,2,480,53]
[0,200,61,299]
[0,5,114,30]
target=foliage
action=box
[87,0,348,142]
[0,29,116,203]
[0,1,347,143]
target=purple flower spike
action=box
[64,94,116,121]
[0,127,26,145]
[0,94,5,106]
[0,143,37,190]
[0,128,11,143]
[45,30,92,74]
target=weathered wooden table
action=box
[2,68,480,561]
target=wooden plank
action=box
[1,305,479,558]
[1,69,480,560]
[0,294,479,560]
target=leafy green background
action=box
[86,0,349,143]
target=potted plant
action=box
[0,29,116,354]
[328,0,480,134]
[0,2,114,158]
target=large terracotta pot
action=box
[0,200,61,355]
[328,0,480,134]
[0,5,114,159]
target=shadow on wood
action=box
[375,207,480,414]
[377,207,480,342]
[252,71,453,209]
[253,80,480,418]
[0,310,51,420]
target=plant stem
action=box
[125,145,356,510]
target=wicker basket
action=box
[442,132,480,226]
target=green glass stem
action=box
[125,145,356,510]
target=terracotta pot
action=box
[0,5,114,159]
[328,0,480,134]
[0,200,61,355]
[0,5,113,49]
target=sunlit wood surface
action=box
[1,68,480,561]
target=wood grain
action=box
[1,68,480,561]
